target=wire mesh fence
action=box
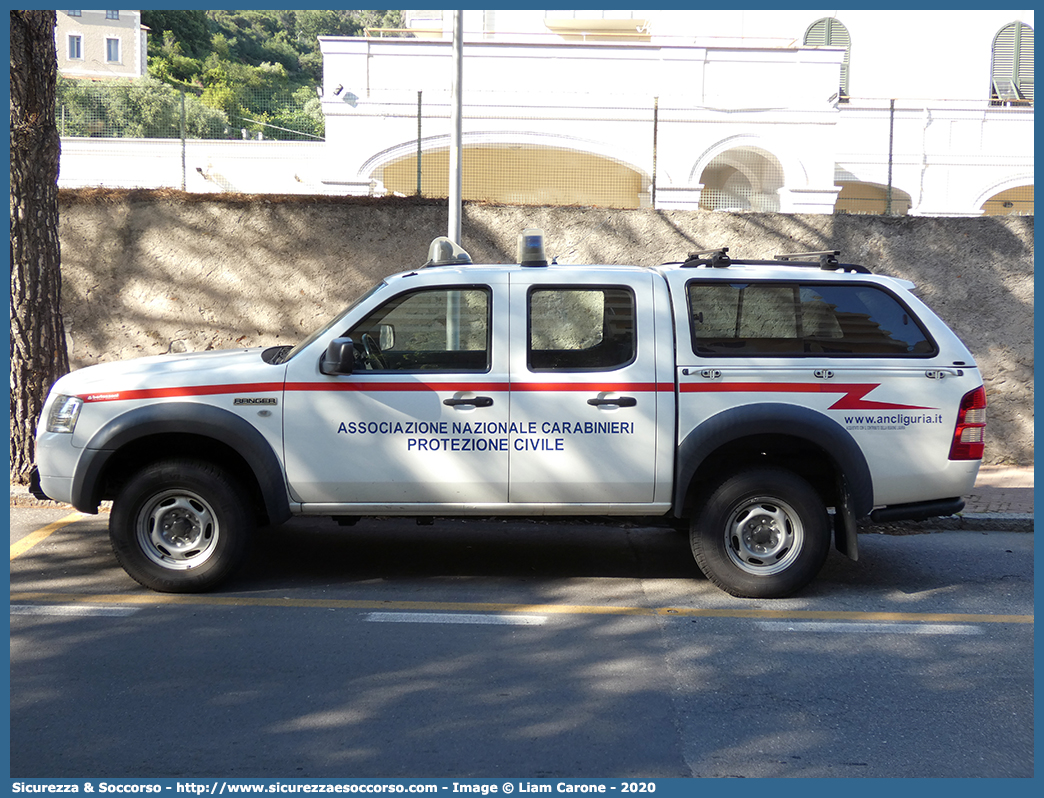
[57,78,1034,216]
[57,76,324,141]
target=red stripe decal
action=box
[80,380,927,411]
[681,382,933,411]
[285,381,506,393]
[287,381,672,393]
[81,383,285,403]
[511,382,671,393]
[80,381,675,402]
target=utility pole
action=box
[448,10,464,244]
[886,99,895,216]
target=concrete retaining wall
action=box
[56,190,1033,465]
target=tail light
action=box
[949,386,987,460]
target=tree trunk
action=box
[10,10,69,484]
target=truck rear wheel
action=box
[691,468,830,598]
[109,459,252,593]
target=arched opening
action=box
[378,144,647,209]
[696,147,784,212]
[980,185,1034,215]
[834,182,912,215]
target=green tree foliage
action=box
[140,10,210,58]
[57,76,230,139]
[62,10,405,141]
[143,10,404,90]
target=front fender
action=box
[73,402,291,524]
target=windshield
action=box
[279,282,387,363]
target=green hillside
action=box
[57,10,403,141]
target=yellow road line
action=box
[8,591,1033,625]
[10,513,86,560]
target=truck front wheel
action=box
[109,459,253,593]
[690,468,830,598]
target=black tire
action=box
[690,467,830,598]
[109,459,253,593]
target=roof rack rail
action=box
[671,247,873,274]
[681,247,731,268]
[775,249,840,267]
[774,249,840,261]
[772,250,870,273]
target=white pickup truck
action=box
[33,231,986,598]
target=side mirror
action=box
[320,337,355,375]
[378,323,395,351]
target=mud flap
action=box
[28,467,51,501]
[833,484,859,561]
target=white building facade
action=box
[317,9,1034,216]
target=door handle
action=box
[443,396,494,408]
[587,396,637,408]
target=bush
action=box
[58,77,237,140]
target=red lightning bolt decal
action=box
[682,382,934,411]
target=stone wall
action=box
[56,190,1033,465]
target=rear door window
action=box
[528,286,636,371]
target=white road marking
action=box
[365,611,547,626]
[11,604,141,618]
[755,621,983,635]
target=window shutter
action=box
[1018,25,1034,103]
[992,22,1034,104]
[804,18,850,97]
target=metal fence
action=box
[57,76,324,141]
[57,79,1034,216]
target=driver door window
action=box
[346,287,491,371]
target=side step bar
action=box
[870,498,965,524]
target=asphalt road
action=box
[9,509,1034,779]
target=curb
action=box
[9,485,111,512]
[859,513,1034,535]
